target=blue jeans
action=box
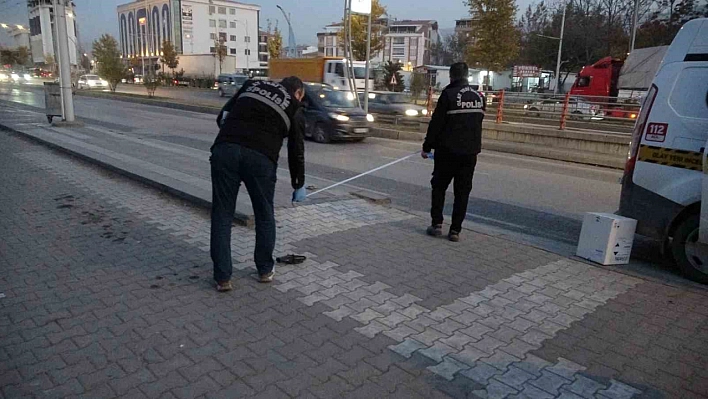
[210,142,276,281]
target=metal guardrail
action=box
[369,90,640,133]
[484,90,641,131]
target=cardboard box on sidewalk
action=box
[577,213,637,265]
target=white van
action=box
[619,18,708,282]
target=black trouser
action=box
[210,142,277,282]
[430,153,478,233]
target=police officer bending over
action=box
[211,77,306,292]
[422,62,485,242]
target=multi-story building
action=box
[117,0,260,74]
[27,0,79,66]
[317,22,344,57]
[5,25,31,49]
[258,30,269,68]
[455,18,474,39]
[381,20,439,69]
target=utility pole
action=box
[630,0,640,52]
[554,3,566,95]
[363,6,372,113]
[54,0,75,122]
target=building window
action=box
[219,20,227,28]
[209,19,216,28]
[325,36,333,46]
[245,49,251,56]
[244,36,250,43]
[259,54,268,62]
[230,8,236,15]
[392,47,405,56]
[210,47,216,53]
[210,33,217,40]
[219,32,227,42]
[230,21,236,28]
[410,38,418,48]
[259,44,267,53]
[260,35,267,43]
[230,35,237,42]
[326,48,333,56]
[393,37,405,45]
[209,6,215,14]
[218,7,226,14]
[230,48,236,55]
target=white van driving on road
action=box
[619,18,708,283]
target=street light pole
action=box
[139,17,146,76]
[54,0,75,122]
[364,11,372,113]
[630,0,640,52]
[554,3,566,94]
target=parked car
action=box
[301,83,373,143]
[173,78,190,87]
[215,73,248,97]
[524,97,605,120]
[358,91,428,117]
[77,74,108,90]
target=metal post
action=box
[55,0,75,122]
[554,4,566,95]
[496,89,505,124]
[364,11,372,113]
[560,91,571,130]
[630,0,639,52]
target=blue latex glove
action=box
[425,152,435,160]
[292,187,307,202]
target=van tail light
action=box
[624,84,658,182]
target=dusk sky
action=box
[1,0,467,48]
[0,0,533,49]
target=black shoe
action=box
[427,224,443,237]
[448,230,460,242]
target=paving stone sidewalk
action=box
[1,129,707,399]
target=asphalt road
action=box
[0,82,623,256]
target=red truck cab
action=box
[570,57,624,98]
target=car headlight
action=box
[405,109,419,117]
[523,104,528,109]
[421,109,428,116]
[328,113,349,122]
[23,74,32,80]
[366,114,374,122]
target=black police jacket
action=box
[422,79,485,156]
[214,80,305,189]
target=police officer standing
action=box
[422,62,485,242]
[211,77,306,292]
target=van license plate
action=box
[354,128,368,134]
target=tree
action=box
[337,0,387,61]
[410,72,427,100]
[635,0,707,47]
[466,0,520,72]
[15,46,30,66]
[44,53,56,74]
[92,34,126,92]
[0,49,15,66]
[383,61,405,92]
[160,40,179,80]
[268,22,283,59]
[430,33,469,66]
[214,40,228,74]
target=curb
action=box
[75,90,222,115]
[0,121,255,227]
